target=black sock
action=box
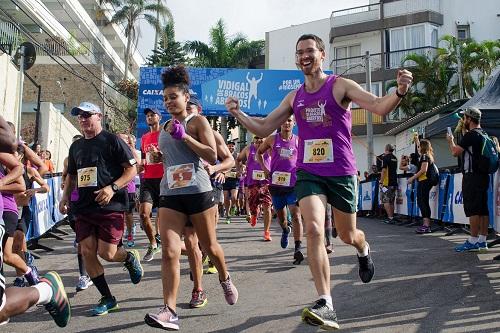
[91,274,112,299]
[294,241,302,251]
[77,254,87,276]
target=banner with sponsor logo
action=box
[359,180,376,211]
[137,67,327,143]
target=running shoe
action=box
[143,244,161,262]
[264,231,272,242]
[13,277,26,287]
[91,296,119,316]
[280,226,291,248]
[293,250,304,265]
[415,225,432,234]
[455,240,480,252]
[145,306,179,331]
[478,242,488,252]
[40,271,71,327]
[250,215,257,227]
[76,275,93,292]
[124,249,143,284]
[189,289,208,308]
[225,217,231,224]
[301,298,339,330]
[205,263,218,275]
[325,244,334,254]
[155,233,162,245]
[220,275,238,305]
[127,233,135,247]
[357,245,374,283]
[202,253,209,266]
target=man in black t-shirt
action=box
[59,102,143,316]
[447,107,489,253]
[380,144,398,223]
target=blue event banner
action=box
[137,67,312,141]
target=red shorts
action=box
[75,211,125,245]
[247,184,272,215]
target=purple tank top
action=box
[0,170,17,215]
[127,179,136,193]
[293,75,357,177]
[270,133,298,188]
[70,188,79,202]
[245,144,271,186]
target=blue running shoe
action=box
[455,240,480,252]
[478,242,488,252]
[91,296,119,316]
[124,249,143,284]
[13,277,26,287]
[280,226,291,249]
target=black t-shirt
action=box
[458,129,484,173]
[417,154,433,182]
[68,131,136,213]
[382,153,398,186]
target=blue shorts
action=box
[271,190,297,210]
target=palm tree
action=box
[184,19,264,68]
[108,0,173,79]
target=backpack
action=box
[427,162,439,186]
[471,129,499,174]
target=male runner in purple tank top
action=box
[226,34,412,330]
[256,115,304,264]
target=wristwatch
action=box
[111,183,119,192]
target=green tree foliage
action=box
[146,21,187,67]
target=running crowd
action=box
[0,34,416,331]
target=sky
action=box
[136,0,369,61]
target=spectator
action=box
[363,171,369,180]
[367,164,380,181]
[32,143,43,158]
[492,136,500,153]
[399,153,419,174]
[380,144,398,224]
[447,107,489,252]
[43,150,55,173]
[407,139,436,234]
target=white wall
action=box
[266,18,330,70]
[0,54,20,126]
[353,134,393,175]
[439,0,500,42]
[38,102,81,172]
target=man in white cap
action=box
[60,102,143,316]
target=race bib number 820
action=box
[303,139,334,163]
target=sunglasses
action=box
[78,111,96,119]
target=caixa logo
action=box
[37,198,49,212]
[454,191,463,204]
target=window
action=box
[386,24,426,68]
[457,25,470,41]
[334,44,361,75]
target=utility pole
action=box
[16,45,25,138]
[365,51,374,169]
[456,44,464,99]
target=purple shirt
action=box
[0,169,17,215]
[245,143,271,187]
[293,75,357,177]
[127,179,136,193]
[70,189,79,202]
[270,133,298,188]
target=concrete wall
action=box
[353,135,394,175]
[0,54,20,126]
[266,18,331,70]
[38,102,80,172]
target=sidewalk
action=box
[5,216,500,332]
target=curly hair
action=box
[161,65,190,93]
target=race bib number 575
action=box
[303,139,334,163]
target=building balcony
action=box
[330,0,443,41]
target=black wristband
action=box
[395,89,407,98]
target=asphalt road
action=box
[4,215,500,332]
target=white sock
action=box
[468,236,478,244]
[477,235,487,243]
[319,295,333,310]
[357,242,370,257]
[34,282,53,305]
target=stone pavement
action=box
[4,215,500,332]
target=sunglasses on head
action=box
[78,111,96,118]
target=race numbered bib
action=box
[279,148,293,159]
[77,167,97,188]
[272,171,291,187]
[226,171,237,178]
[166,163,196,189]
[252,170,265,181]
[303,139,334,164]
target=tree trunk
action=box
[124,29,132,80]
[220,117,228,142]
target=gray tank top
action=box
[158,114,213,196]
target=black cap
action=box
[144,108,162,116]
